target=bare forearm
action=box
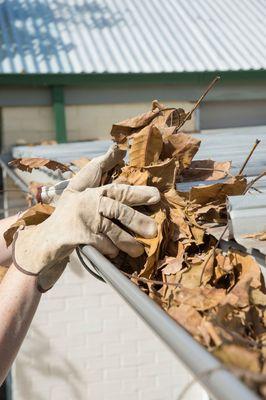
[0,264,41,385]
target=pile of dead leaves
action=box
[108,100,266,398]
[6,99,266,398]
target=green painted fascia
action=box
[0,70,265,86]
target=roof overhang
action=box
[0,70,265,86]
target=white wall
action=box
[12,257,208,400]
[2,102,197,149]
[2,107,55,149]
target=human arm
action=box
[0,144,160,381]
[0,264,41,385]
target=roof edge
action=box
[0,70,266,86]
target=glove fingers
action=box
[96,144,126,173]
[68,144,126,192]
[87,233,119,259]
[101,184,160,206]
[99,197,158,239]
[68,161,102,191]
[100,217,144,258]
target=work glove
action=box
[12,152,160,292]
[39,144,125,204]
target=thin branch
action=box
[176,76,220,131]
[123,271,181,287]
[238,139,261,175]
[244,171,266,194]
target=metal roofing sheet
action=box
[0,0,266,74]
[228,193,266,255]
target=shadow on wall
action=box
[14,325,82,399]
[0,0,124,72]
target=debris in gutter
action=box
[6,77,266,398]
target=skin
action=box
[0,214,41,386]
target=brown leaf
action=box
[179,251,214,288]
[161,133,201,170]
[243,232,266,241]
[174,287,225,311]
[138,209,167,278]
[213,344,261,373]
[221,250,262,308]
[189,176,247,205]
[115,166,150,186]
[168,304,202,337]
[4,203,54,247]
[9,158,70,173]
[153,108,190,128]
[144,158,176,192]
[129,125,163,167]
[182,160,231,182]
[250,289,266,306]
[161,243,185,275]
[110,105,162,143]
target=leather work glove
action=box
[39,144,125,204]
[13,173,160,292]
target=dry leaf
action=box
[153,107,190,128]
[161,133,201,170]
[213,344,261,373]
[9,158,70,173]
[138,209,167,278]
[179,250,214,288]
[115,166,150,186]
[144,158,176,192]
[110,106,162,143]
[243,232,266,241]
[161,244,184,275]
[189,176,247,205]
[174,287,226,311]
[168,304,202,337]
[221,250,262,308]
[4,203,54,247]
[182,160,231,182]
[129,125,163,167]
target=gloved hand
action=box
[13,159,160,292]
[40,144,125,204]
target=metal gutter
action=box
[80,245,260,400]
[0,154,262,400]
[0,71,265,87]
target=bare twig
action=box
[123,271,181,287]
[244,171,266,194]
[176,76,220,130]
[238,139,261,176]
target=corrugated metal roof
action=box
[227,194,266,255]
[0,0,265,74]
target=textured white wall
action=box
[2,102,196,149]
[2,107,55,149]
[65,102,197,142]
[11,255,208,400]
